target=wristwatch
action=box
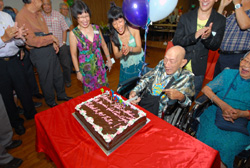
[235,3,242,10]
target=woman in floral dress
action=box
[69,0,112,93]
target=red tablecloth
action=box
[35,87,220,168]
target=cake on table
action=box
[75,90,147,151]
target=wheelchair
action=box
[116,64,191,130]
[117,63,152,99]
[185,94,250,168]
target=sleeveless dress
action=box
[118,31,144,84]
[73,25,108,93]
[196,69,250,168]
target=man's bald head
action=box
[163,46,187,75]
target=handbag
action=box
[139,77,175,116]
[215,73,249,136]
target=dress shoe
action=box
[65,83,71,88]
[47,102,58,108]
[6,140,22,150]
[33,93,43,99]
[14,125,26,135]
[57,96,73,101]
[34,102,42,108]
[0,157,23,168]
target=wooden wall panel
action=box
[177,0,191,14]
[74,0,234,26]
[76,0,234,26]
[80,0,123,25]
[78,0,192,25]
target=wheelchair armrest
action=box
[184,95,212,136]
[117,76,139,90]
[192,94,212,118]
[117,76,139,93]
[234,148,250,168]
[195,94,211,106]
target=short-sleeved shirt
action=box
[42,10,69,47]
[220,10,250,51]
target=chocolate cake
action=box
[75,91,147,151]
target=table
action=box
[153,23,177,28]
[35,87,220,168]
[147,24,177,41]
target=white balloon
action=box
[149,0,178,22]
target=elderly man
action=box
[60,2,74,74]
[42,0,72,88]
[214,0,250,77]
[0,10,37,135]
[129,46,195,117]
[16,0,72,107]
[60,2,74,43]
[173,0,226,98]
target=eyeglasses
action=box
[240,58,250,67]
[61,8,69,10]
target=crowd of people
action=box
[0,0,249,167]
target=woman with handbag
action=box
[196,52,250,168]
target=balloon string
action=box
[143,26,148,63]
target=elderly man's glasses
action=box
[240,58,250,67]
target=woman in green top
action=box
[108,3,144,84]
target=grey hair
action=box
[23,0,31,4]
[59,2,68,9]
[243,51,250,58]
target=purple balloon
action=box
[122,0,149,27]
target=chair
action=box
[118,41,190,129]
[117,63,152,99]
[185,94,250,168]
[117,67,190,129]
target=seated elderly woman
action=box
[196,51,250,168]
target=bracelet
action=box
[129,47,133,52]
[105,55,110,58]
[210,95,216,103]
[75,70,80,73]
